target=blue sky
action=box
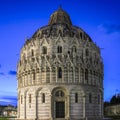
[0,0,120,105]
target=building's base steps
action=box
[16,118,106,120]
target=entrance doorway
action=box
[56,101,65,118]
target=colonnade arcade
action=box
[18,86,103,120]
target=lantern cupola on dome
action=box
[48,6,72,26]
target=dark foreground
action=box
[1,117,120,120]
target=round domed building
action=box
[17,7,104,120]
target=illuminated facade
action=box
[17,7,104,120]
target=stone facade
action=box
[17,7,104,120]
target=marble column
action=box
[73,67,75,83]
[66,95,70,120]
[79,66,80,83]
[34,94,37,119]
[24,95,26,119]
[50,94,53,120]
[50,67,52,83]
[62,67,64,83]
[56,67,58,83]
[68,66,69,83]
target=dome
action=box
[48,7,72,26]
[32,7,92,42]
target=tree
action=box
[110,95,117,105]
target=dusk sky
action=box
[0,0,120,105]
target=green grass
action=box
[0,117,16,120]
[0,117,8,120]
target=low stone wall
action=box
[105,104,120,116]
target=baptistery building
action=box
[17,7,104,120]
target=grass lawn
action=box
[0,117,8,120]
[0,117,16,120]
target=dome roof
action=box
[31,7,92,42]
[48,7,72,26]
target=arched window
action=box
[84,34,86,40]
[58,67,62,78]
[29,94,31,103]
[89,93,92,103]
[33,72,35,80]
[75,93,78,103]
[20,78,22,84]
[98,94,100,104]
[42,93,45,103]
[72,46,77,53]
[58,30,62,36]
[42,46,47,54]
[68,51,70,54]
[64,16,66,21]
[31,49,34,56]
[90,70,92,84]
[19,60,21,66]
[23,53,26,63]
[86,49,89,56]
[94,53,96,58]
[80,32,82,39]
[94,71,96,85]
[81,68,84,82]
[58,46,62,53]
[85,69,88,81]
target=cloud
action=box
[0,96,17,106]
[1,96,17,102]
[8,70,17,75]
[98,23,120,34]
[0,72,5,76]
[0,91,17,96]
[0,65,5,76]
[0,91,17,106]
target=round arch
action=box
[51,86,70,119]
